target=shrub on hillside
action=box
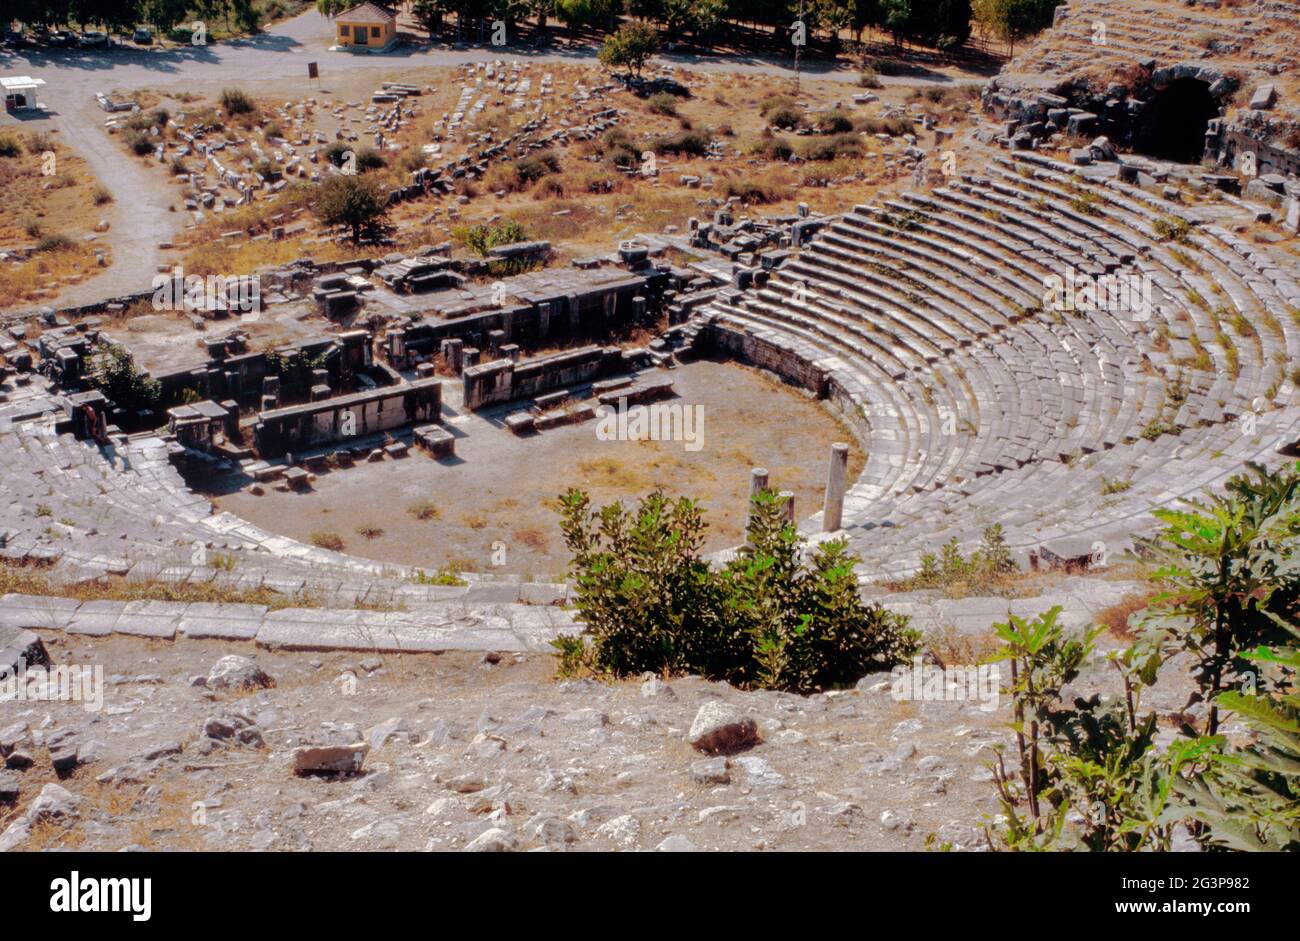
[455,218,528,256]
[814,108,855,134]
[515,149,561,184]
[650,130,709,157]
[220,88,255,115]
[646,91,678,116]
[553,489,920,692]
[799,133,865,161]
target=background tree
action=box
[311,174,390,244]
[316,0,350,17]
[597,19,660,76]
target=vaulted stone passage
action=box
[1134,77,1219,163]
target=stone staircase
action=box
[704,151,1300,579]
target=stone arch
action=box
[1134,77,1220,163]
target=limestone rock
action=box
[464,827,518,852]
[655,834,698,852]
[690,757,730,785]
[206,655,274,691]
[688,701,759,754]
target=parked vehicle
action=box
[78,30,109,48]
[46,29,77,47]
[132,26,152,44]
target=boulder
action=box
[206,655,274,691]
[687,702,760,755]
[690,757,731,785]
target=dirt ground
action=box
[99,60,978,278]
[208,359,866,576]
[0,133,112,307]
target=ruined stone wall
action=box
[704,320,831,398]
[387,274,659,366]
[252,377,441,457]
[461,345,623,410]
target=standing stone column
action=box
[746,467,769,542]
[778,491,796,526]
[822,442,849,532]
[443,338,464,374]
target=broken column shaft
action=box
[822,442,849,532]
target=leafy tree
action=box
[554,487,919,692]
[555,0,617,30]
[86,343,161,412]
[597,20,660,76]
[144,0,190,34]
[316,0,350,17]
[1178,637,1300,850]
[310,173,390,244]
[972,0,1057,55]
[411,0,447,33]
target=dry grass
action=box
[925,623,1002,668]
[0,242,108,306]
[0,136,103,244]
[1094,590,1160,640]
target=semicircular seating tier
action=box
[703,151,1300,580]
[0,407,564,611]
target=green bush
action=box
[646,92,678,116]
[651,130,709,157]
[814,108,854,134]
[799,133,865,161]
[764,104,803,130]
[35,233,75,252]
[515,149,561,184]
[749,135,795,162]
[455,218,528,256]
[87,343,161,412]
[554,488,919,692]
[126,131,155,156]
[600,127,641,169]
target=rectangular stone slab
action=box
[177,603,269,640]
[65,600,126,637]
[116,601,189,639]
[0,594,81,631]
